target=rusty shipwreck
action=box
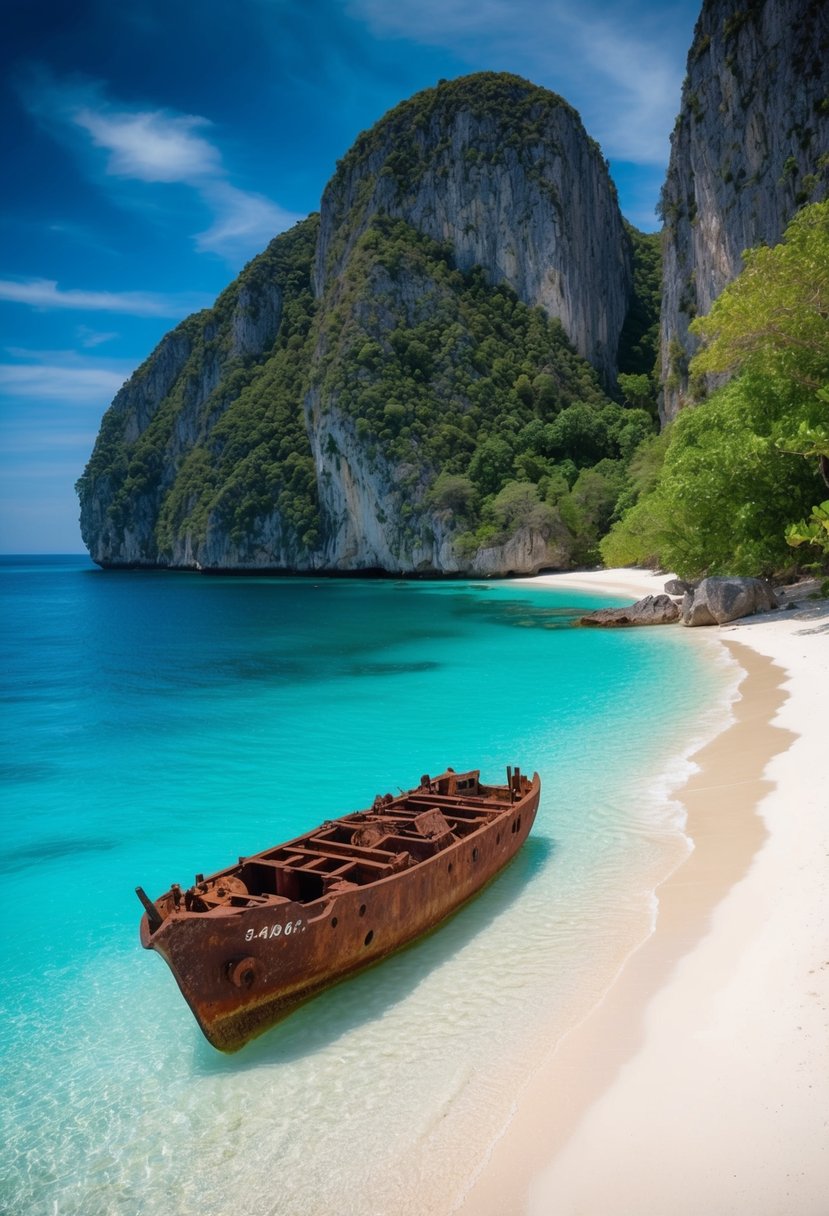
[137,765,540,1051]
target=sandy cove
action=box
[459,568,829,1216]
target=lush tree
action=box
[600,375,821,577]
[786,499,829,566]
[690,201,829,393]
[560,460,626,564]
[514,373,534,405]
[604,405,655,461]
[427,472,477,517]
[513,449,556,483]
[489,480,555,534]
[618,372,656,412]
[608,429,671,521]
[598,491,666,569]
[604,203,829,578]
[468,436,515,495]
[543,404,610,464]
[532,373,560,413]
[616,224,662,380]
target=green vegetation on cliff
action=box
[333,72,598,198]
[79,204,653,568]
[78,216,321,558]
[602,203,829,578]
[616,223,662,415]
[160,218,320,553]
[317,214,654,563]
[79,69,642,571]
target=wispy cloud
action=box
[0,360,130,404]
[563,12,682,164]
[196,182,301,257]
[0,350,132,552]
[76,326,119,348]
[0,277,211,317]
[0,435,101,458]
[19,69,303,260]
[73,106,222,183]
[45,220,120,257]
[348,0,693,166]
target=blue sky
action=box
[1,0,700,553]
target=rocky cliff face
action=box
[316,75,630,388]
[660,0,829,418]
[78,73,637,575]
[78,242,292,568]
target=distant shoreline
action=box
[460,567,829,1216]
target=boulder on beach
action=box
[681,577,779,627]
[579,594,681,628]
[664,577,695,596]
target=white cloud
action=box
[45,221,119,257]
[0,362,129,403]
[348,0,693,166]
[196,183,304,256]
[0,277,211,317]
[73,106,222,183]
[21,70,302,261]
[565,15,682,163]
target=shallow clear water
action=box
[0,557,734,1216]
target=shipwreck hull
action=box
[140,770,539,1051]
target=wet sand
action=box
[459,569,829,1216]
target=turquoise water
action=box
[0,557,733,1216]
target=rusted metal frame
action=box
[403,793,505,811]
[137,770,540,1052]
[295,839,403,864]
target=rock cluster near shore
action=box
[579,576,779,628]
[681,577,778,626]
[579,594,680,628]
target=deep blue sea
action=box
[0,556,735,1216]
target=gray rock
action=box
[79,251,287,570]
[579,594,681,628]
[316,76,631,388]
[664,577,694,596]
[659,0,829,420]
[681,577,779,626]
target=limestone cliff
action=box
[316,75,630,388]
[78,221,311,569]
[78,73,639,575]
[660,0,829,418]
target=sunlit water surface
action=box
[0,557,735,1216]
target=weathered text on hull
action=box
[137,767,540,1051]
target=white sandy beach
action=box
[460,568,829,1216]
